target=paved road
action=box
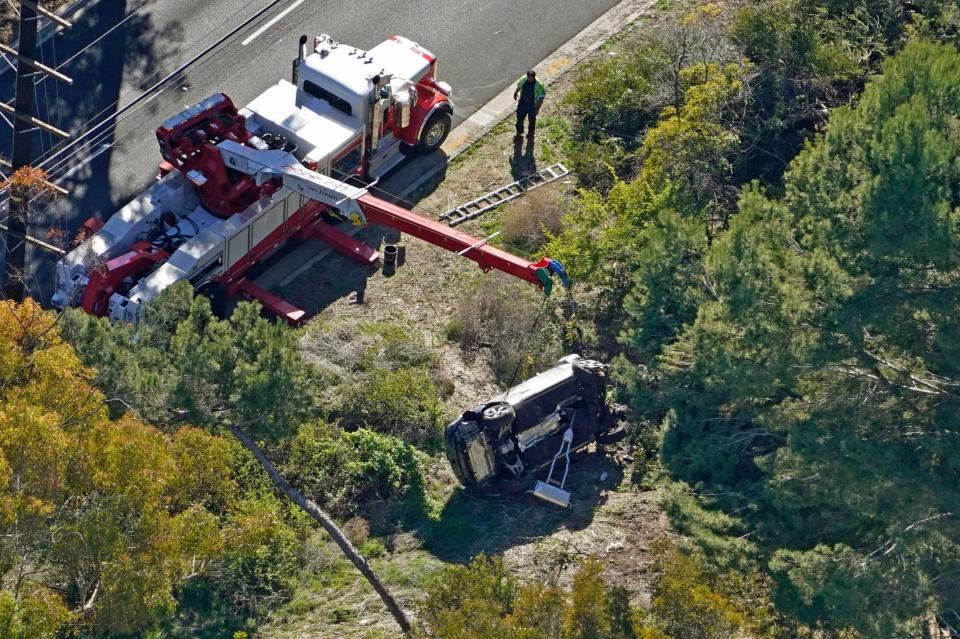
[2,0,620,298]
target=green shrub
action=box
[651,546,754,639]
[341,367,445,448]
[357,538,387,559]
[417,550,770,639]
[564,46,662,146]
[342,428,426,499]
[568,136,635,193]
[282,423,426,517]
[281,422,355,513]
[213,495,304,615]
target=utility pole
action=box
[1,0,71,300]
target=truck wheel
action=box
[596,423,628,445]
[197,281,229,318]
[419,112,451,153]
[481,402,515,432]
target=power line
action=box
[28,0,271,170]
[34,0,291,176]
[2,0,73,300]
[36,0,149,78]
[30,0,291,192]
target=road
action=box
[1,0,620,299]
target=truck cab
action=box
[239,34,453,180]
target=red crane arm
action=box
[357,193,546,287]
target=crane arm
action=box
[216,139,570,294]
[357,194,566,292]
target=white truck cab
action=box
[240,34,453,180]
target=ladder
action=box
[532,413,576,508]
[439,162,569,227]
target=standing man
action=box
[513,70,546,142]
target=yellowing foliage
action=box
[418,549,761,639]
[0,299,292,636]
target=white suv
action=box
[444,355,625,488]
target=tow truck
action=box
[52,33,569,324]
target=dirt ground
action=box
[262,17,670,639]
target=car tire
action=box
[418,111,451,153]
[596,423,628,445]
[573,358,606,388]
[480,401,515,432]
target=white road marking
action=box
[241,0,305,47]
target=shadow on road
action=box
[40,0,185,218]
[10,1,184,302]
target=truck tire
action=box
[481,402,515,432]
[197,281,229,318]
[419,112,451,153]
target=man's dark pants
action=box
[516,105,537,137]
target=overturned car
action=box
[444,355,625,490]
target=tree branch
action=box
[226,422,413,635]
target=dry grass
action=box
[341,517,371,547]
[446,272,563,383]
[500,186,566,251]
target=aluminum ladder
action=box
[439,162,569,227]
[532,417,575,508]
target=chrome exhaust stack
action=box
[292,34,307,95]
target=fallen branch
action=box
[227,423,413,635]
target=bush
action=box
[448,273,564,384]
[342,428,426,499]
[300,317,437,384]
[568,136,635,193]
[564,46,662,146]
[281,422,426,517]
[340,367,445,448]
[418,555,671,639]
[650,546,756,639]
[500,187,566,253]
[213,495,305,616]
[357,538,387,559]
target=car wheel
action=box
[481,401,515,432]
[596,423,628,445]
[419,111,451,153]
[573,358,606,387]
